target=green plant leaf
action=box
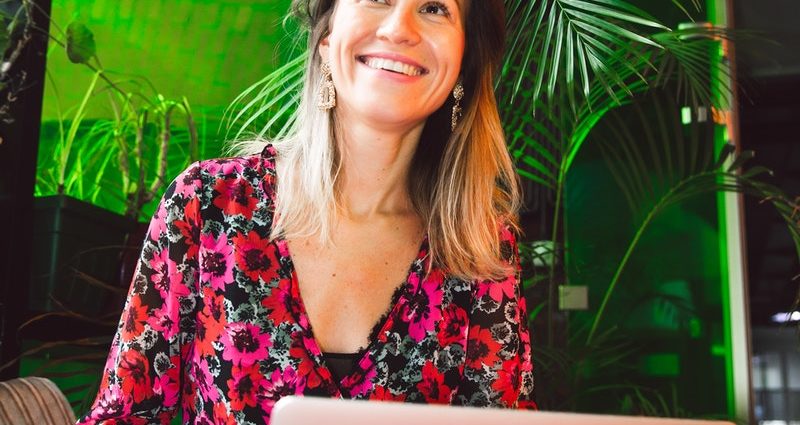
[65,21,96,64]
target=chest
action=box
[286,219,424,353]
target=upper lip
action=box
[357,53,429,74]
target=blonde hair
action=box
[232,0,519,281]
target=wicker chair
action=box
[0,377,76,425]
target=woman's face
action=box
[320,0,466,131]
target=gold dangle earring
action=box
[451,81,464,131]
[318,62,336,111]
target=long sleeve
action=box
[453,226,537,409]
[77,164,203,424]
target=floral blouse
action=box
[77,145,536,425]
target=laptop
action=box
[271,396,736,425]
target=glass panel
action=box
[788,391,800,419]
[759,390,787,420]
[762,353,785,390]
[754,355,766,390]
[786,351,800,390]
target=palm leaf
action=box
[503,0,668,103]
[587,94,800,342]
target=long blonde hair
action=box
[234,0,519,281]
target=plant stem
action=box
[586,198,664,344]
[547,165,565,347]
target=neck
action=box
[334,116,425,221]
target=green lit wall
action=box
[36,0,294,219]
[43,0,296,121]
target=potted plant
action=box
[30,20,199,315]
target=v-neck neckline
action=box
[275,235,429,396]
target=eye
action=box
[420,1,450,16]
[368,0,389,3]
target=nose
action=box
[376,7,421,45]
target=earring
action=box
[451,81,464,131]
[318,62,336,110]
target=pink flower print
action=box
[220,322,271,367]
[199,234,234,291]
[91,383,132,419]
[406,271,444,342]
[148,203,167,241]
[154,373,180,409]
[342,357,377,397]
[147,298,180,340]
[148,248,189,299]
[204,158,245,177]
[175,164,203,198]
[475,275,516,303]
[196,358,220,402]
[260,367,306,409]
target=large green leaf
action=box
[65,21,96,64]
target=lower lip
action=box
[358,60,424,83]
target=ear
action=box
[318,35,331,64]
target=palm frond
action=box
[224,52,307,141]
[586,94,800,342]
[503,0,668,103]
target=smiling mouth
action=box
[357,56,428,77]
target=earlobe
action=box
[318,36,330,62]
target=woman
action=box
[78,0,535,423]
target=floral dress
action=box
[77,145,536,425]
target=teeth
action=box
[363,57,423,76]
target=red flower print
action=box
[491,359,521,406]
[220,322,271,367]
[232,231,275,283]
[437,304,468,347]
[195,311,225,358]
[201,287,228,324]
[466,326,502,368]
[120,295,147,341]
[212,401,237,425]
[289,335,322,389]
[261,285,294,323]
[370,386,407,402]
[227,363,264,410]
[199,234,234,291]
[416,361,452,403]
[406,270,444,342]
[213,178,258,220]
[174,196,201,261]
[118,350,153,404]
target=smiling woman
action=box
[76,0,535,423]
